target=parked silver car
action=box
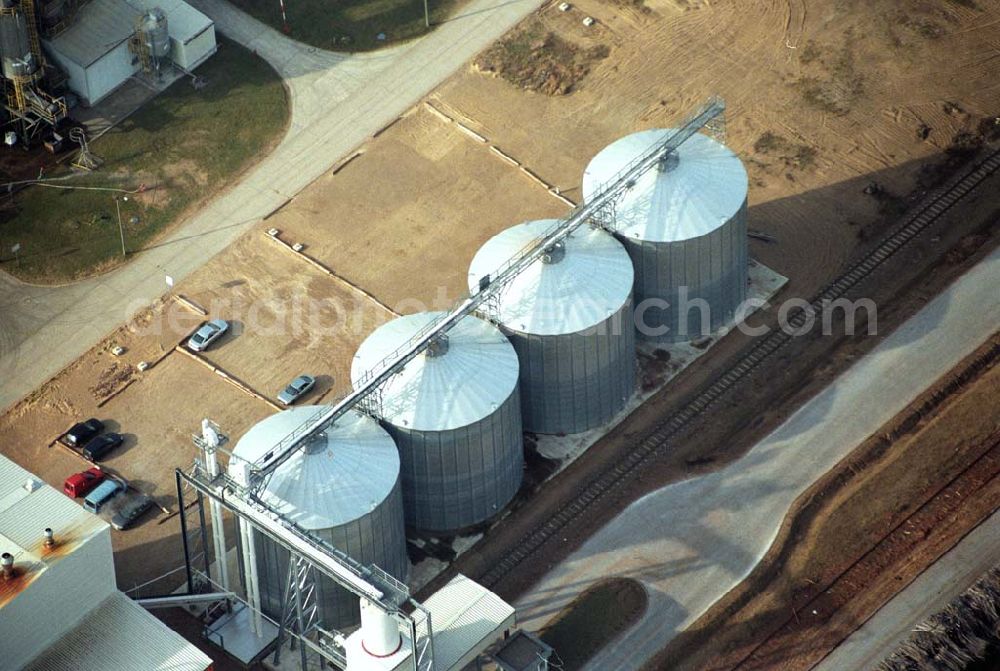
[278,375,316,405]
[187,319,229,352]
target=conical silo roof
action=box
[582,130,748,243]
[467,219,633,336]
[230,406,400,530]
[351,313,519,432]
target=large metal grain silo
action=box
[583,130,748,343]
[351,313,523,532]
[468,219,636,435]
[229,406,408,629]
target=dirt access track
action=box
[1,0,999,604]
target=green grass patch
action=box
[539,578,647,670]
[229,0,465,52]
[0,37,288,283]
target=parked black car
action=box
[63,418,105,447]
[111,494,155,531]
[82,432,124,462]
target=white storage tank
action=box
[468,219,636,434]
[351,312,523,532]
[229,406,408,629]
[583,130,748,342]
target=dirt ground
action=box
[432,0,1000,299]
[268,105,566,311]
[263,0,1000,322]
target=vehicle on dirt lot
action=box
[111,493,155,531]
[277,374,316,405]
[187,319,229,352]
[82,432,124,462]
[83,479,124,514]
[62,418,104,447]
[63,467,106,498]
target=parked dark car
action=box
[82,432,124,462]
[111,494,155,531]
[63,467,106,498]
[63,418,104,447]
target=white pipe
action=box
[240,517,264,635]
[204,447,231,592]
[360,597,401,657]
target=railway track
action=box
[480,147,1000,589]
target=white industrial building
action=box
[0,455,212,671]
[42,0,216,105]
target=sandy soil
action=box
[434,0,1000,299]
[267,105,567,311]
[170,234,394,401]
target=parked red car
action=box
[63,467,105,498]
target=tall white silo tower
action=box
[229,406,408,629]
[583,130,748,342]
[351,312,523,533]
[468,219,636,434]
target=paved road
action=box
[813,507,1000,671]
[0,0,543,410]
[514,246,1000,671]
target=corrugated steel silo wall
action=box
[626,200,748,342]
[251,477,408,629]
[510,299,636,434]
[389,388,524,532]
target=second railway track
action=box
[481,147,1000,589]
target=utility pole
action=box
[424,0,430,28]
[115,196,128,256]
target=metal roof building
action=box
[0,455,211,671]
[229,406,409,629]
[352,312,524,532]
[43,0,216,105]
[583,130,749,342]
[468,219,636,434]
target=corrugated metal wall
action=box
[510,299,636,434]
[250,477,409,629]
[628,200,748,342]
[388,387,524,532]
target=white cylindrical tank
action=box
[583,130,748,343]
[468,219,636,434]
[351,312,523,532]
[360,598,400,656]
[229,406,408,629]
